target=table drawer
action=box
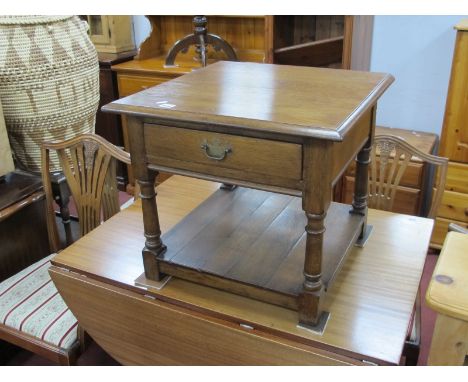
[347,159,423,188]
[343,176,420,215]
[437,190,468,222]
[118,74,170,97]
[445,162,468,194]
[144,124,303,190]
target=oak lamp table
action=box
[102,61,394,328]
[426,232,468,365]
[49,176,433,365]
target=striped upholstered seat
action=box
[0,254,78,349]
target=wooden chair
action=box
[369,134,448,218]
[0,133,133,365]
[367,134,448,365]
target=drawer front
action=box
[117,74,172,97]
[144,124,303,190]
[431,217,468,248]
[343,176,420,215]
[445,162,468,194]
[347,159,423,188]
[437,189,468,222]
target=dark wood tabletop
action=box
[103,61,394,140]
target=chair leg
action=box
[58,353,72,366]
[78,324,91,354]
[58,340,81,366]
[57,326,88,365]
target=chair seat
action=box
[0,254,78,350]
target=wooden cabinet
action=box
[112,15,374,192]
[82,16,135,54]
[95,51,137,190]
[0,171,50,282]
[339,126,438,216]
[265,15,373,70]
[432,20,468,248]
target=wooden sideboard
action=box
[112,15,374,192]
[432,20,468,248]
[50,176,434,365]
[339,126,438,217]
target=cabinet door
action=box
[440,29,468,162]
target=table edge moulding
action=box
[102,61,394,328]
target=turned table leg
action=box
[127,117,166,281]
[300,141,332,327]
[299,211,327,327]
[350,137,372,242]
[351,137,371,219]
[350,107,375,242]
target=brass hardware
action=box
[200,141,232,161]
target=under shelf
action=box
[158,186,364,311]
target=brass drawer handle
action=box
[200,141,232,161]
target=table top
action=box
[103,61,394,141]
[52,175,433,365]
[426,232,468,321]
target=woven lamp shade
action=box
[0,15,99,172]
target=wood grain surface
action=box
[51,176,433,365]
[445,162,468,194]
[156,187,363,310]
[426,232,468,366]
[439,25,468,162]
[50,269,361,366]
[426,232,468,321]
[438,189,468,223]
[144,123,303,190]
[103,61,394,141]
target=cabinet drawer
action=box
[117,74,170,97]
[431,217,468,248]
[437,189,468,222]
[343,176,420,215]
[347,159,423,188]
[144,124,303,190]
[445,162,468,194]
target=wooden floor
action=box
[159,187,363,310]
